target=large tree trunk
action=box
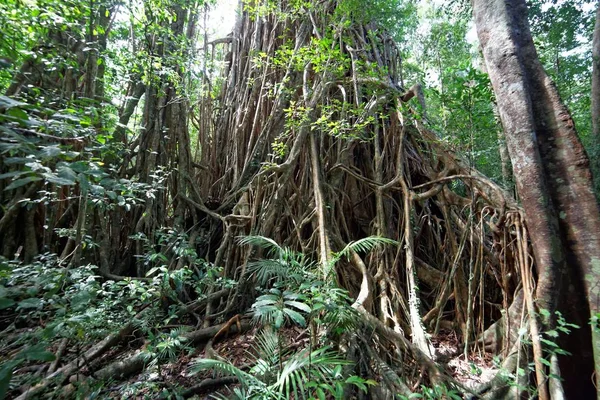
[473,0,600,398]
[592,4,600,193]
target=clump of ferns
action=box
[191,327,370,400]
[238,235,397,341]
[142,327,192,376]
[189,236,393,398]
[237,235,397,287]
[237,235,317,286]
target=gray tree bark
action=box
[473,0,600,398]
[592,4,600,193]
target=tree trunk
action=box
[592,4,600,193]
[473,0,600,398]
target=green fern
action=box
[246,259,308,286]
[192,341,351,400]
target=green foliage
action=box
[505,310,579,397]
[240,234,386,335]
[312,100,378,141]
[191,329,373,400]
[327,236,398,278]
[252,288,311,328]
[0,254,118,394]
[2,254,146,338]
[0,344,56,399]
[224,236,374,398]
[0,249,224,395]
[528,0,596,167]
[333,236,398,260]
[396,383,462,400]
[402,3,506,182]
[592,313,600,332]
[0,0,89,92]
[239,235,315,285]
[335,0,417,35]
[143,327,192,367]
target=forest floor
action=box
[92,327,497,399]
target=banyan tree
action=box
[0,0,598,398]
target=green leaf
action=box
[539,308,551,319]
[346,376,367,391]
[237,235,284,255]
[283,308,306,327]
[57,165,78,182]
[0,298,15,310]
[284,300,311,313]
[7,107,29,122]
[0,360,20,399]
[545,329,559,338]
[0,171,27,180]
[42,173,75,186]
[21,345,56,361]
[40,145,62,159]
[336,236,398,260]
[253,298,277,307]
[146,266,160,277]
[4,157,35,165]
[5,176,42,190]
[539,338,559,348]
[0,95,27,109]
[540,358,552,367]
[70,161,90,173]
[17,297,42,309]
[316,388,326,400]
[274,312,284,329]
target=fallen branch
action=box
[14,317,138,400]
[90,318,252,382]
[13,305,152,400]
[180,377,238,398]
[47,338,69,375]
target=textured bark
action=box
[113,80,145,144]
[496,129,513,191]
[473,0,600,397]
[592,4,600,192]
[125,2,197,275]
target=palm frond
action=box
[252,328,279,362]
[271,347,350,399]
[335,236,398,260]
[249,328,281,382]
[247,259,288,285]
[320,304,360,332]
[237,235,283,256]
[190,358,262,389]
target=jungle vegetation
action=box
[0,0,599,398]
